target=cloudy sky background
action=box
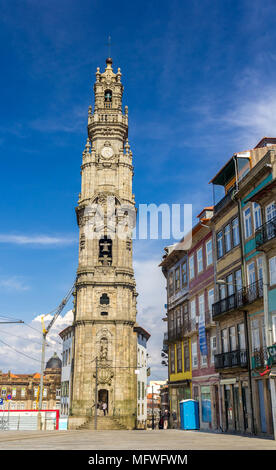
[1,0,276,379]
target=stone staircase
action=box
[78,416,127,431]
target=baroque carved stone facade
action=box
[69,58,138,430]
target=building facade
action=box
[188,208,220,431]
[59,325,74,417]
[134,325,150,429]
[160,246,192,428]
[0,353,61,411]
[211,138,276,437]
[69,57,138,430]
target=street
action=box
[0,429,275,450]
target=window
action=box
[232,217,240,247]
[229,326,237,351]
[243,207,252,239]
[237,323,246,349]
[104,89,112,102]
[221,329,228,353]
[101,311,108,316]
[181,261,188,287]
[210,336,217,364]
[170,346,175,374]
[177,343,182,372]
[189,255,195,279]
[197,247,203,273]
[266,202,276,222]
[190,299,196,328]
[253,203,262,230]
[257,257,263,281]
[272,315,276,343]
[192,341,198,368]
[198,294,205,323]
[227,274,234,296]
[1,388,6,397]
[251,319,260,350]
[269,256,276,286]
[176,309,182,332]
[224,224,231,252]
[208,288,214,313]
[21,387,26,398]
[168,272,174,296]
[175,267,180,291]
[247,262,256,286]
[206,240,213,266]
[184,343,190,371]
[217,231,223,258]
[235,269,242,291]
[100,293,110,305]
[34,387,38,398]
[219,284,226,300]
[43,388,47,398]
[201,352,208,366]
[12,388,16,398]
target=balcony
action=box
[251,347,270,369]
[168,328,183,342]
[214,187,235,215]
[212,280,263,320]
[255,216,276,248]
[215,349,248,370]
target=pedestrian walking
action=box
[102,402,107,416]
[172,410,177,429]
[163,409,170,430]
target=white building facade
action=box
[134,326,150,429]
[59,325,74,417]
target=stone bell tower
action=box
[69,58,138,430]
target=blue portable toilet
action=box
[179,399,199,430]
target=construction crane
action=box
[38,281,76,410]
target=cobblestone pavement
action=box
[0,429,275,450]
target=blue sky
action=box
[1,0,276,378]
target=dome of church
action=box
[45,352,62,370]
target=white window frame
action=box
[224,224,231,252]
[189,254,195,280]
[266,202,276,222]
[272,314,276,343]
[253,202,262,230]
[210,336,217,364]
[243,206,252,239]
[206,239,213,266]
[197,247,203,274]
[232,217,240,247]
[192,341,198,369]
[269,256,276,286]
[198,294,205,323]
[208,288,214,313]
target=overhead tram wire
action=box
[0,338,41,363]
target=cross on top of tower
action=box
[106,35,113,65]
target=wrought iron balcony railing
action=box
[212,279,263,319]
[214,349,248,370]
[251,347,270,369]
[255,216,276,248]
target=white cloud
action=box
[134,252,167,381]
[0,234,76,245]
[0,276,30,292]
[0,309,73,374]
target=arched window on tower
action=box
[104,90,112,109]
[100,293,110,305]
[99,236,112,265]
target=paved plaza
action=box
[0,429,275,450]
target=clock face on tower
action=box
[101,145,114,159]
